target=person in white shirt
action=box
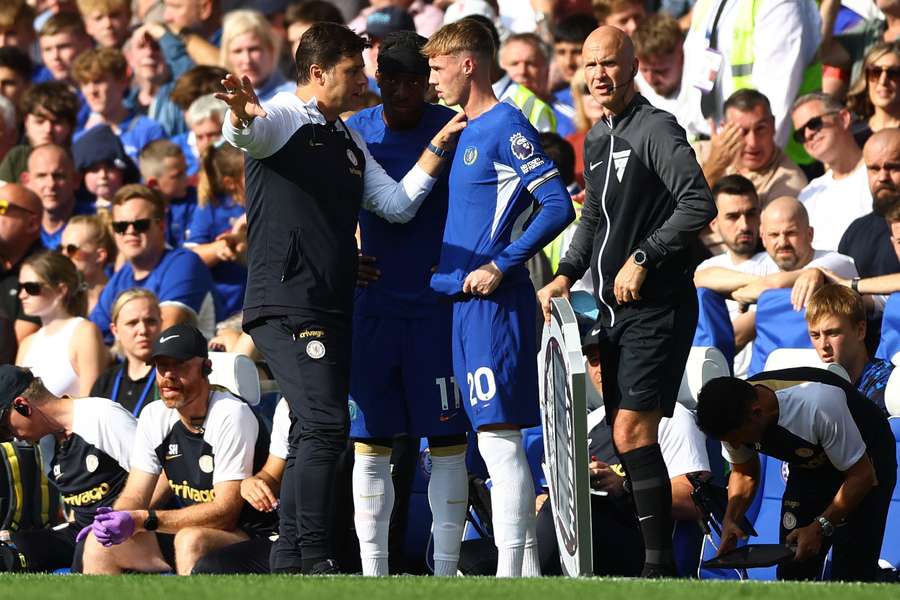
[632,13,705,139]
[792,92,872,251]
[681,0,822,147]
[695,175,767,375]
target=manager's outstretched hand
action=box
[216,74,268,128]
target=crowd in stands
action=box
[0,0,899,579]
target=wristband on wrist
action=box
[851,277,860,293]
[427,142,447,158]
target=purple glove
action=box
[92,507,135,547]
[75,506,112,543]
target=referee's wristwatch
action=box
[632,248,649,268]
[144,509,159,532]
[815,515,834,537]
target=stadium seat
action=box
[876,293,900,362]
[208,352,261,406]
[762,348,852,382]
[880,418,900,569]
[748,289,812,377]
[677,346,730,410]
[694,288,735,371]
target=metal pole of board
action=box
[539,297,593,577]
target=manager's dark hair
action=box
[711,174,758,205]
[695,377,757,439]
[294,22,368,85]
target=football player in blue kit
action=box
[423,19,575,577]
[345,31,470,577]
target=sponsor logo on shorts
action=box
[347,149,358,167]
[298,329,325,338]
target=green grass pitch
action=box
[1,575,896,600]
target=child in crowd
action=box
[75,0,130,49]
[73,124,140,212]
[185,143,247,320]
[72,47,166,162]
[36,12,92,85]
[139,139,198,248]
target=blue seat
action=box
[880,418,900,568]
[876,293,900,362]
[694,288,735,372]
[748,289,812,377]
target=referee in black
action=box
[219,23,464,574]
[538,26,715,577]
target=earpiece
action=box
[202,364,213,377]
[13,402,30,417]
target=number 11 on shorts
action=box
[435,377,462,411]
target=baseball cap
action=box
[150,324,209,363]
[377,31,429,76]
[0,365,34,415]
[365,7,416,39]
[72,125,140,183]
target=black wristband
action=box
[851,277,860,293]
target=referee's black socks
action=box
[620,443,675,577]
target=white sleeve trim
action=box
[350,126,437,223]
[204,392,258,485]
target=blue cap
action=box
[365,7,415,39]
[72,125,140,183]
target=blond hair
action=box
[805,285,866,327]
[23,251,87,318]
[67,214,116,266]
[198,143,244,208]
[72,47,127,83]
[110,288,160,326]
[422,19,495,61]
[75,0,129,16]
[220,10,281,74]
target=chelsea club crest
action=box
[463,146,478,165]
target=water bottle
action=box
[0,530,27,572]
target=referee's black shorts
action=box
[592,289,698,418]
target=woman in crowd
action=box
[220,9,294,104]
[58,214,115,314]
[186,142,247,320]
[89,288,161,416]
[566,67,605,190]
[16,251,108,396]
[847,41,900,147]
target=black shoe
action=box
[640,563,676,579]
[305,559,340,575]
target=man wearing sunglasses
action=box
[0,183,44,357]
[792,93,872,252]
[88,184,219,344]
[0,365,136,573]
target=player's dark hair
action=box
[285,0,344,28]
[539,132,575,186]
[711,174,758,204]
[553,13,597,44]
[724,88,772,119]
[0,46,32,82]
[294,22,368,85]
[696,377,756,439]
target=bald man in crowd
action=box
[21,144,84,250]
[539,26,715,577]
[839,129,900,278]
[697,196,859,336]
[0,183,44,351]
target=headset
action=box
[608,66,638,92]
[13,402,29,417]
[202,363,213,377]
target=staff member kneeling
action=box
[0,366,135,572]
[696,368,897,581]
[80,325,276,575]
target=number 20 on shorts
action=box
[466,367,496,407]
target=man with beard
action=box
[694,175,766,376]
[838,129,900,278]
[79,325,276,575]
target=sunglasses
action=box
[0,199,36,216]
[17,281,43,296]
[57,243,82,257]
[111,218,158,235]
[866,65,900,82]
[792,111,840,143]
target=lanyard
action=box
[705,0,732,48]
[112,365,156,416]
